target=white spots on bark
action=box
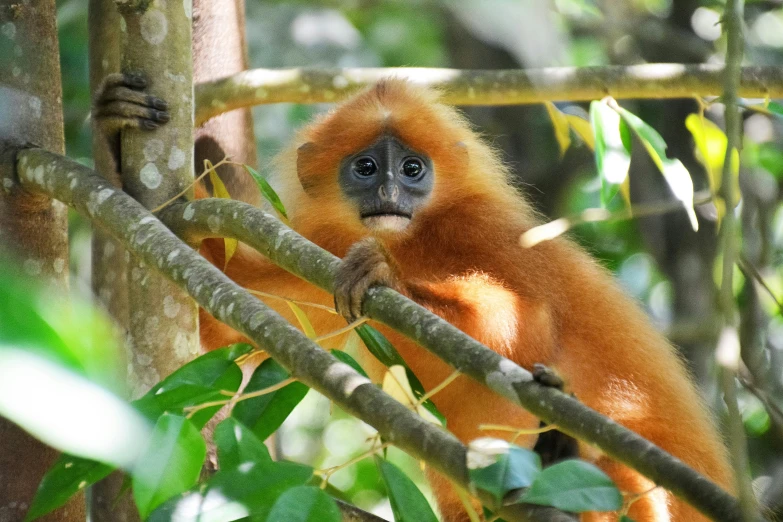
[1,22,16,40]
[168,146,186,170]
[140,9,168,45]
[207,215,222,233]
[2,178,12,190]
[136,353,153,367]
[140,162,162,189]
[23,259,42,276]
[143,139,165,162]
[163,295,181,318]
[28,96,41,119]
[53,258,65,274]
[120,17,127,33]
[183,0,193,19]
[164,70,186,83]
[325,362,371,398]
[485,357,530,405]
[183,203,195,221]
[32,165,44,185]
[96,188,113,205]
[12,66,20,78]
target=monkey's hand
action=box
[531,363,579,467]
[93,72,170,166]
[334,237,402,322]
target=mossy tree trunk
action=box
[0,1,82,520]
[114,0,200,397]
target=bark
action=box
[0,1,81,520]
[195,64,783,125]
[114,0,200,397]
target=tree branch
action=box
[159,197,744,522]
[14,147,562,522]
[195,64,783,125]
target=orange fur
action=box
[199,80,733,521]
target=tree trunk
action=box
[115,0,200,398]
[0,1,82,520]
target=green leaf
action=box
[355,326,445,425]
[590,100,631,208]
[267,485,342,522]
[756,143,783,179]
[147,460,313,521]
[564,114,595,150]
[132,414,206,519]
[133,343,250,429]
[232,358,309,441]
[25,456,113,521]
[0,271,123,391]
[520,460,622,512]
[468,442,541,502]
[614,105,698,231]
[620,516,636,522]
[244,164,289,220]
[376,457,438,522]
[215,417,273,470]
[355,324,405,367]
[0,348,150,468]
[330,349,369,378]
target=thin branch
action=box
[718,0,759,520]
[195,64,783,125]
[161,196,744,522]
[738,255,783,315]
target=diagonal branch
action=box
[13,147,562,522]
[160,197,744,522]
[195,64,783,125]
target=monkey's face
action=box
[338,134,434,234]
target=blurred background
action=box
[55,0,783,517]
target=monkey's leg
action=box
[93,72,170,166]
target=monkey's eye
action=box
[353,157,377,177]
[402,158,424,178]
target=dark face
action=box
[339,134,434,233]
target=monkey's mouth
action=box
[360,211,412,232]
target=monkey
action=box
[95,75,734,521]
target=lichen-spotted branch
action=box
[195,64,783,125]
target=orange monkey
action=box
[97,76,732,521]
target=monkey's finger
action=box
[532,363,565,389]
[95,116,160,135]
[96,100,169,123]
[101,86,168,111]
[100,72,147,91]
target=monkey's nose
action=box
[378,183,400,203]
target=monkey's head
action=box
[291,79,519,241]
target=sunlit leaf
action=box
[520,460,622,512]
[244,164,290,220]
[0,348,150,468]
[590,100,631,207]
[565,114,595,150]
[147,460,313,521]
[25,455,113,521]
[215,417,272,470]
[545,102,572,158]
[684,113,740,224]
[467,439,541,502]
[376,457,438,522]
[614,106,698,230]
[133,343,249,429]
[205,159,239,269]
[232,358,309,441]
[132,414,206,519]
[267,485,342,522]
[287,301,317,339]
[756,143,783,179]
[382,365,440,424]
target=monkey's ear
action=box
[296,142,319,195]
